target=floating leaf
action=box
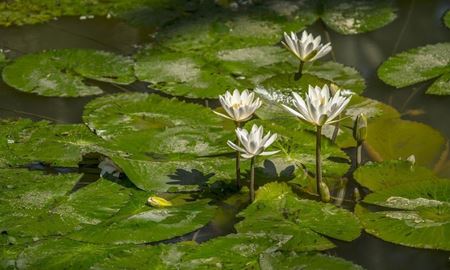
[236,182,361,251]
[0,119,110,167]
[259,252,364,270]
[365,119,446,168]
[0,169,131,240]
[111,156,238,192]
[70,191,215,244]
[2,49,135,97]
[321,0,397,35]
[134,47,246,99]
[377,43,450,95]
[12,238,119,269]
[444,10,450,29]
[356,179,450,251]
[354,160,440,191]
[83,93,232,158]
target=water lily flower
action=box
[227,124,279,201]
[227,124,279,159]
[282,85,351,127]
[98,157,122,177]
[282,31,332,63]
[281,84,351,202]
[214,89,262,123]
[214,89,262,189]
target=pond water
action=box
[0,0,449,269]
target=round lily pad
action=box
[356,179,450,251]
[70,191,216,244]
[377,43,450,95]
[443,10,450,29]
[235,182,361,251]
[83,93,233,158]
[0,119,111,167]
[111,156,239,192]
[321,0,397,35]
[0,169,131,240]
[2,49,135,97]
[354,160,440,191]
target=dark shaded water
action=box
[0,0,449,269]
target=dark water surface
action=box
[0,1,449,269]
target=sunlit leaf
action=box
[2,49,135,97]
[354,160,440,191]
[0,169,131,240]
[70,191,215,244]
[377,43,450,95]
[356,179,450,251]
[235,182,361,251]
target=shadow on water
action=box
[0,0,450,269]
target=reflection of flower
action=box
[282,31,332,62]
[214,89,262,122]
[282,85,351,126]
[227,124,279,159]
[98,157,122,177]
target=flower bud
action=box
[406,154,416,166]
[353,113,367,143]
[147,196,172,207]
[319,182,331,202]
[329,83,340,96]
[353,187,361,201]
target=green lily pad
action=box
[321,0,397,35]
[0,169,131,240]
[236,182,361,251]
[0,50,6,69]
[83,93,232,158]
[443,10,450,29]
[134,47,247,99]
[365,119,446,168]
[354,160,440,191]
[377,43,450,95]
[356,179,450,251]
[259,252,364,270]
[0,119,110,167]
[111,156,239,192]
[13,238,119,270]
[70,190,215,244]
[2,49,135,97]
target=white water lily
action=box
[98,157,122,177]
[227,124,279,159]
[282,85,351,127]
[214,89,262,122]
[282,31,332,62]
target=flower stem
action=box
[316,126,323,201]
[250,157,255,202]
[331,115,341,143]
[294,61,304,81]
[235,121,241,189]
[356,142,362,168]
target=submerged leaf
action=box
[2,49,135,97]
